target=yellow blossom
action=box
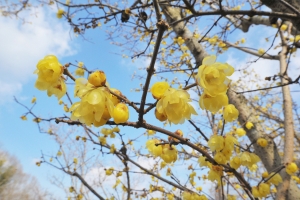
[208,135,224,152]
[280,24,288,31]
[235,128,246,137]
[245,122,254,129]
[106,167,114,176]
[147,130,156,136]
[113,103,129,124]
[88,71,106,87]
[20,115,27,120]
[174,37,185,45]
[258,48,265,55]
[223,104,239,122]
[73,158,78,164]
[31,97,37,103]
[150,81,170,99]
[257,138,268,147]
[161,144,178,163]
[267,173,282,186]
[75,67,85,77]
[230,156,241,169]
[156,88,197,124]
[286,162,298,175]
[199,92,228,113]
[146,139,163,157]
[34,55,66,99]
[295,35,300,42]
[197,55,234,97]
[241,38,246,44]
[57,9,65,19]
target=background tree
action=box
[0,148,55,200]
[2,0,300,199]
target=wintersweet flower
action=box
[199,92,228,113]
[88,71,106,87]
[150,81,170,99]
[197,55,234,97]
[156,88,197,124]
[245,121,254,129]
[57,9,65,19]
[230,156,241,169]
[34,55,66,99]
[266,173,282,186]
[146,139,163,157]
[235,128,246,137]
[280,24,288,31]
[223,104,239,122]
[240,152,260,167]
[161,144,178,163]
[69,86,114,127]
[208,165,223,185]
[208,135,224,152]
[155,109,167,122]
[286,162,298,175]
[113,103,129,124]
[257,138,268,147]
[75,67,85,77]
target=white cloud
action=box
[0,6,77,104]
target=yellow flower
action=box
[155,108,167,122]
[147,130,156,136]
[113,103,129,124]
[197,55,234,97]
[20,115,27,120]
[295,35,300,42]
[156,88,197,124]
[57,151,62,156]
[235,128,246,137]
[208,165,223,185]
[286,162,298,175]
[70,81,114,127]
[241,38,246,44]
[146,139,163,157]
[262,171,269,178]
[73,158,78,164]
[31,97,37,103]
[150,81,170,99]
[258,48,265,55]
[245,122,254,129]
[240,152,260,167]
[75,67,85,77]
[161,144,177,163]
[230,156,241,169]
[110,144,116,153]
[199,92,228,113]
[106,167,114,176]
[223,104,239,122]
[280,24,288,31]
[98,136,107,145]
[259,183,270,197]
[208,135,224,152]
[267,173,282,186]
[57,9,65,19]
[34,55,66,99]
[174,37,185,45]
[109,88,122,105]
[78,62,84,67]
[214,152,227,164]
[88,71,106,87]
[257,138,268,147]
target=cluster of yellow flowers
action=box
[34,55,67,99]
[197,55,239,122]
[146,139,178,163]
[151,82,197,124]
[182,191,208,200]
[69,71,129,127]
[252,171,282,198]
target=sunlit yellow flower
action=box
[156,88,197,124]
[150,81,170,99]
[199,91,228,113]
[20,115,27,120]
[34,55,66,99]
[208,135,224,152]
[245,122,254,129]
[88,71,106,87]
[286,162,298,175]
[197,55,234,97]
[235,128,246,137]
[230,156,241,169]
[258,48,265,55]
[146,139,163,157]
[75,67,85,77]
[223,104,239,122]
[113,103,129,124]
[161,144,178,163]
[267,172,282,186]
[106,167,114,176]
[257,138,268,147]
[57,9,65,19]
[280,24,288,31]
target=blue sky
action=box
[1,2,300,200]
